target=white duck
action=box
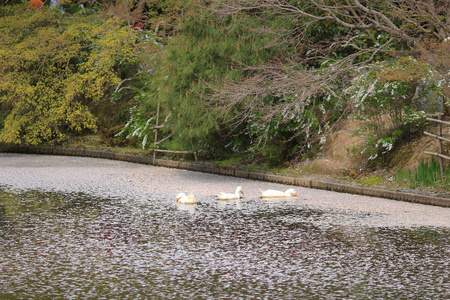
[218,186,244,200]
[175,193,197,204]
[261,188,298,198]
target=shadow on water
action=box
[0,188,449,299]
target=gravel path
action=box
[1,153,449,228]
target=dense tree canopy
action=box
[1,0,449,165]
[121,0,447,163]
[0,1,163,145]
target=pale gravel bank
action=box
[1,153,449,228]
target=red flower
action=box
[29,0,44,9]
[132,20,143,31]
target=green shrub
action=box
[396,157,450,190]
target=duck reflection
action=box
[217,199,242,210]
[176,202,196,215]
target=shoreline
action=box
[2,144,450,208]
[1,152,449,228]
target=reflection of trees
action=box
[0,198,7,230]
[0,189,21,231]
[0,189,104,218]
[0,189,16,212]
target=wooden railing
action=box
[424,113,450,180]
[151,102,197,164]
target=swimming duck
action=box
[175,193,197,204]
[218,186,244,200]
[261,188,298,198]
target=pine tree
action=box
[138,1,288,154]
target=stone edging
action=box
[2,144,450,208]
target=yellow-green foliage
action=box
[356,175,385,186]
[0,5,139,145]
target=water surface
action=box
[1,188,449,299]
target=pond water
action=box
[1,188,449,299]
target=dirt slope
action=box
[297,118,448,180]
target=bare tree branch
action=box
[200,0,450,149]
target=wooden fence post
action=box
[153,101,160,164]
[437,113,444,180]
[148,102,197,163]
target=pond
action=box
[0,154,449,299]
